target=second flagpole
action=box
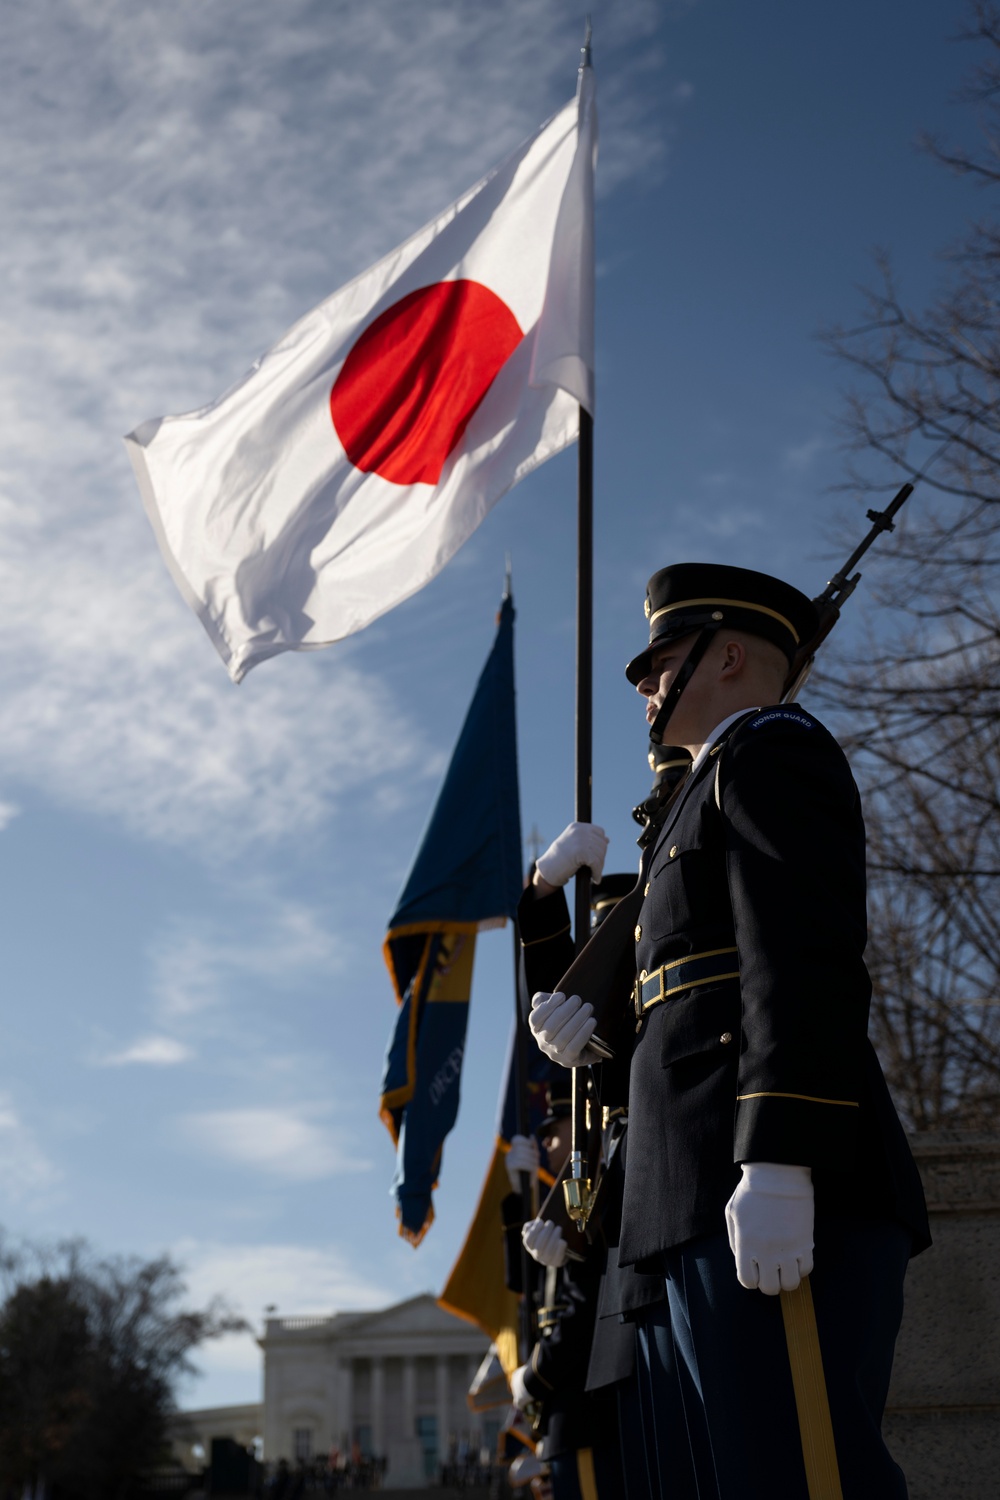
[571,404,594,1186]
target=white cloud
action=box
[782,435,826,473]
[171,1238,393,1401]
[0,1094,59,1200]
[149,899,340,1021]
[0,1,677,860]
[0,802,18,831]
[177,1238,391,1324]
[100,1035,193,1067]
[88,899,343,1078]
[176,1106,372,1180]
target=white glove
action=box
[505,1135,540,1192]
[725,1161,814,1295]
[510,1363,532,1410]
[529,992,599,1067]
[522,1218,569,1268]
[509,1453,545,1488]
[535,822,609,888]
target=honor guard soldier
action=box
[529,563,930,1500]
[507,821,623,1500]
[503,1078,622,1500]
[515,802,688,1500]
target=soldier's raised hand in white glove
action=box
[510,1363,532,1410]
[504,1135,540,1193]
[535,822,609,889]
[529,992,599,1067]
[522,1218,569,1268]
[724,1161,814,1295]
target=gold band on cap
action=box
[647,596,800,644]
[593,896,624,912]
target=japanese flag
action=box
[126,65,596,683]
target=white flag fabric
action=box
[126,66,596,683]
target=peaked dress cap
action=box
[625,563,819,685]
[538,1075,573,1132]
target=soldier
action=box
[514,805,690,1500]
[529,564,930,1500]
[503,1076,622,1500]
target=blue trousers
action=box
[635,1219,912,1500]
[618,1363,656,1500]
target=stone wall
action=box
[885,1134,1000,1500]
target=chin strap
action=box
[648,626,721,746]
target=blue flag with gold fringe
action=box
[438,1001,558,1376]
[380,591,521,1244]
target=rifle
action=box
[557,481,916,1059]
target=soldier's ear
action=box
[719,639,747,678]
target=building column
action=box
[338,1359,353,1453]
[371,1357,385,1458]
[435,1356,450,1463]
[402,1356,417,1442]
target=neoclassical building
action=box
[172,1295,492,1487]
[261,1295,491,1485]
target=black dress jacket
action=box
[618,705,930,1271]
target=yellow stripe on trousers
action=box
[780,1277,844,1500]
[576,1447,599,1500]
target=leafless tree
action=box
[817,2,1000,1129]
[0,1238,247,1500]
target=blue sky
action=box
[0,0,977,1405]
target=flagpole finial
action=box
[503,552,513,601]
[580,15,592,70]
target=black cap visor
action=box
[625,611,723,685]
[625,600,809,685]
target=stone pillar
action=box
[435,1356,450,1463]
[371,1357,385,1458]
[884,1132,1000,1499]
[339,1358,353,1453]
[402,1356,417,1443]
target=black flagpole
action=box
[507,560,537,1359]
[513,917,538,1363]
[571,405,594,1171]
[570,16,595,1199]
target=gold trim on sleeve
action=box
[736,1091,860,1108]
[521,922,572,947]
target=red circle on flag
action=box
[330,280,524,486]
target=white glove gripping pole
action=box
[724,1161,815,1295]
[535,822,609,888]
[521,1218,570,1268]
[510,1363,532,1410]
[504,1135,541,1193]
[528,991,599,1067]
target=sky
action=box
[0,0,982,1407]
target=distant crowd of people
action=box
[265,1448,386,1495]
[263,1439,504,1496]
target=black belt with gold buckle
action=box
[634,947,739,1018]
